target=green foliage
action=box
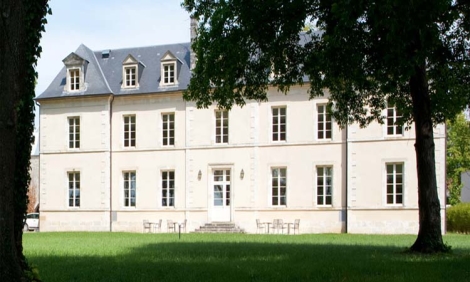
[183,0,470,127]
[13,1,51,280]
[447,203,470,233]
[446,113,470,205]
[23,232,470,282]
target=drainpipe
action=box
[108,95,114,232]
[443,122,447,234]
[35,100,41,231]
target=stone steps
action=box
[193,222,245,233]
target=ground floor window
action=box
[317,166,332,206]
[386,163,403,205]
[272,167,286,206]
[162,171,175,207]
[68,171,80,207]
[124,171,136,207]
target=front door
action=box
[212,169,231,222]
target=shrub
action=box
[447,203,470,233]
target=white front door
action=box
[212,169,231,222]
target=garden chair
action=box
[272,219,287,234]
[256,219,266,234]
[143,220,151,233]
[167,220,175,233]
[292,219,300,235]
[152,219,162,233]
[180,219,187,233]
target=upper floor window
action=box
[386,106,403,136]
[124,115,136,147]
[62,52,87,93]
[160,51,179,86]
[272,167,287,206]
[124,66,136,87]
[163,63,175,84]
[123,171,136,207]
[162,113,175,146]
[386,163,403,205]
[68,117,80,149]
[317,166,332,206]
[317,105,332,140]
[68,171,80,207]
[69,69,80,91]
[215,110,229,144]
[272,107,286,141]
[162,171,175,207]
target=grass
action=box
[23,233,470,282]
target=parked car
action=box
[24,213,39,231]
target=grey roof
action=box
[37,42,191,100]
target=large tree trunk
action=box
[409,63,448,253]
[0,1,26,280]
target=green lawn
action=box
[23,233,470,282]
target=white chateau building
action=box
[36,36,447,234]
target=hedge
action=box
[447,203,470,233]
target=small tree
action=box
[447,113,470,205]
[183,0,470,253]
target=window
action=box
[386,163,403,205]
[123,171,136,207]
[386,106,403,135]
[123,115,136,147]
[272,168,286,206]
[272,107,286,141]
[69,69,80,91]
[162,113,175,146]
[162,171,175,207]
[317,166,332,206]
[68,172,80,207]
[317,105,332,139]
[124,66,136,87]
[68,117,80,149]
[215,110,229,144]
[163,63,175,84]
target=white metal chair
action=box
[143,220,151,233]
[256,219,266,234]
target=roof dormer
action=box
[62,52,88,93]
[122,54,143,89]
[160,51,181,86]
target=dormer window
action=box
[62,52,88,93]
[124,66,136,87]
[163,63,175,84]
[160,51,180,86]
[122,55,141,89]
[69,69,80,91]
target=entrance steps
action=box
[193,222,245,233]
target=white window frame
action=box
[162,62,176,85]
[123,66,137,88]
[68,68,80,91]
[271,167,287,206]
[317,104,332,140]
[316,166,333,206]
[161,170,175,207]
[272,106,286,142]
[68,116,80,149]
[215,110,229,144]
[386,163,404,205]
[386,106,403,136]
[162,113,175,146]
[68,171,80,208]
[123,171,136,207]
[123,115,136,148]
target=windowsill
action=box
[67,148,81,151]
[160,82,178,87]
[162,144,175,147]
[123,146,137,149]
[385,204,404,208]
[317,205,333,208]
[121,86,138,90]
[271,140,287,143]
[316,138,332,142]
[385,134,404,138]
[214,142,229,145]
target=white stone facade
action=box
[37,85,447,234]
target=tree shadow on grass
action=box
[28,240,470,282]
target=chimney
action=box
[190,17,198,70]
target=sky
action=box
[35,0,190,96]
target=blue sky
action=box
[35,0,190,96]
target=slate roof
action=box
[37,42,191,100]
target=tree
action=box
[183,0,470,253]
[447,112,470,205]
[0,0,50,280]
